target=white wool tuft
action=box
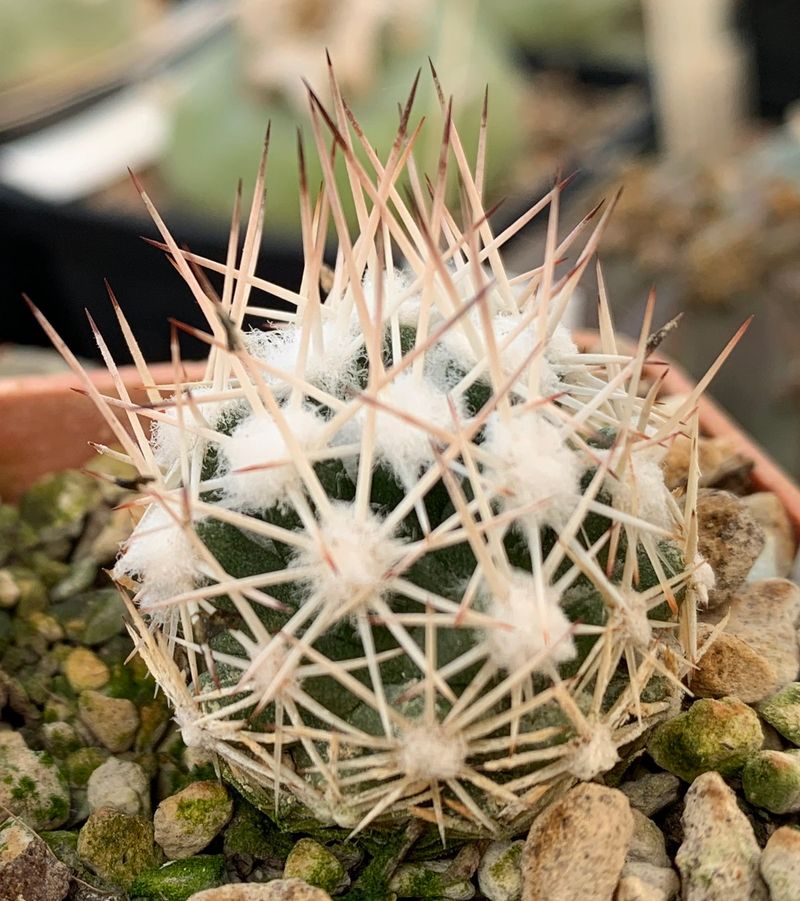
[485,572,576,673]
[545,322,578,381]
[620,593,653,649]
[602,448,674,531]
[245,322,364,394]
[436,310,574,397]
[567,723,619,780]
[692,553,716,607]
[365,373,461,487]
[361,266,421,326]
[150,386,228,471]
[396,726,466,781]
[484,410,581,530]
[219,406,327,512]
[113,505,205,609]
[297,503,405,611]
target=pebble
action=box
[760,826,800,901]
[128,855,226,900]
[692,623,779,703]
[619,772,681,817]
[28,611,64,643]
[0,565,47,614]
[0,731,70,830]
[661,435,744,491]
[615,873,668,901]
[87,757,150,817]
[743,492,796,581]
[619,862,680,900]
[154,781,233,860]
[64,746,109,788]
[477,840,523,901]
[627,810,669,868]
[283,839,346,895]
[703,579,800,688]
[77,807,161,888]
[647,696,763,782]
[696,489,765,608]
[0,819,71,901]
[51,588,126,646]
[389,860,475,899]
[757,682,800,745]
[521,783,633,901]
[40,721,83,759]
[741,749,800,814]
[78,690,139,753]
[64,648,110,692]
[676,771,767,900]
[187,880,333,900]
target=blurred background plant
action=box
[1,0,800,478]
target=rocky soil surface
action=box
[1,437,800,901]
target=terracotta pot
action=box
[0,362,204,503]
[2,340,799,543]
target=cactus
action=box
[32,66,733,841]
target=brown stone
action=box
[0,821,70,901]
[693,623,780,703]
[662,434,747,490]
[522,783,633,901]
[703,579,800,689]
[696,489,765,608]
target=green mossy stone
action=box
[128,855,227,901]
[19,470,100,545]
[477,840,523,901]
[41,829,115,893]
[106,654,158,704]
[154,781,234,859]
[284,838,347,894]
[388,861,474,899]
[77,807,163,888]
[40,828,80,866]
[647,697,764,782]
[223,799,294,863]
[40,721,83,759]
[757,683,800,747]
[136,699,172,752]
[0,732,70,830]
[64,746,110,788]
[742,750,800,814]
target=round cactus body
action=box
[46,69,713,840]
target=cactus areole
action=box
[36,65,721,840]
